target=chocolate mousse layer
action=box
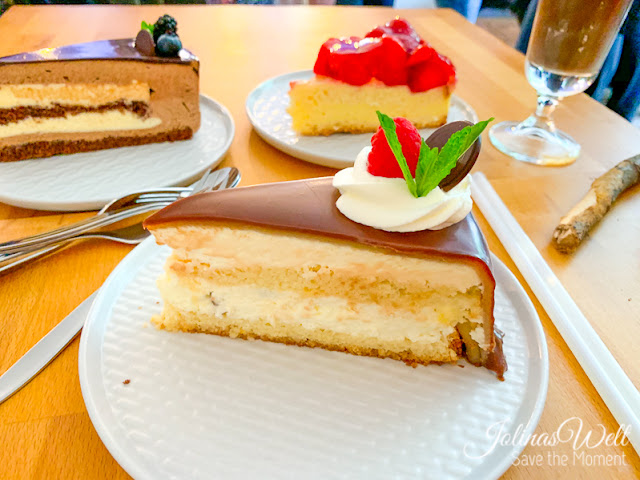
[145,177,507,378]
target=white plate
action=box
[79,237,548,480]
[246,71,478,169]
[0,95,234,212]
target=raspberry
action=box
[367,117,422,178]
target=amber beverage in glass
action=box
[489,0,633,166]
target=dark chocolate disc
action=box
[135,30,155,57]
[424,120,481,192]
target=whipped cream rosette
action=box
[334,146,472,232]
[334,112,490,232]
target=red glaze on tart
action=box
[313,18,456,93]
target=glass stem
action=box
[533,95,559,132]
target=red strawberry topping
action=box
[315,37,377,86]
[312,38,335,76]
[365,17,423,53]
[408,53,457,92]
[406,43,435,67]
[370,36,409,86]
[312,18,456,92]
[367,117,422,178]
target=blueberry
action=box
[156,34,182,57]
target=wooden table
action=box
[1,5,639,479]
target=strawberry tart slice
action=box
[288,18,456,136]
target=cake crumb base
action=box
[151,310,465,368]
[299,117,449,136]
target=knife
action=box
[0,167,241,405]
[0,291,97,404]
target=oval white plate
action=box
[0,95,234,212]
[246,70,478,169]
[79,236,548,480]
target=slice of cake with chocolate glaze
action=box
[0,15,199,162]
[144,114,506,378]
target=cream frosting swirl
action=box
[333,146,473,232]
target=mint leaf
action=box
[372,113,492,199]
[414,139,439,196]
[417,118,493,196]
[376,111,418,198]
[141,21,154,35]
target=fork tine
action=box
[133,193,183,204]
[198,167,240,194]
[187,168,214,193]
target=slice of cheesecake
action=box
[288,18,456,136]
[144,177,506,378]
[0,39,200,162]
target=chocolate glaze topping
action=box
[145,176,492,267]
[144,176,506,378]
[0,38,198,70]
[487,329,508,381]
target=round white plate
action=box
[0,95,234,212]
[246,70,478,169]
[79,237,548,480]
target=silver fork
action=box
[0,167,240,256]
[0,167,240,274]
[0,224,148,275]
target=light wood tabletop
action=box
[0,5,639,479]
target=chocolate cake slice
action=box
[0,39,200,162]
[144,177,507,378]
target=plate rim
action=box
[245,70,478,169]
[0,93,235,212]
[79,235,549,480]
[477,255,549,479]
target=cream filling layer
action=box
[156,225,485,292]
[0,110,161,138]
[158,273,483,344]
[0,82,151,108]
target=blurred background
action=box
[1,0,637,127]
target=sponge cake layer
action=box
[288,76,451,136]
